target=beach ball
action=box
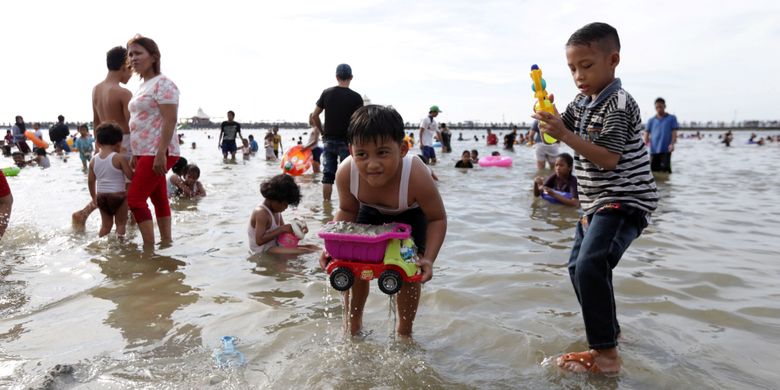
[280,145,312,176]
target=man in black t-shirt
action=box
[49,115,71,153]
[218,110,244,160]
[305,63,363,201]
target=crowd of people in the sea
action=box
[1,22,778,376]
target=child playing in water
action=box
[454,150,473,168]
[11,152,27,168]
[180,164,206,198]
[320,105,447,336]
[74,124,94,169]
[264,131,276,161]
[532,22,658,374]
[248,174,319,255]
[533,153,578,207]
[29,148,51,169]
[87,123,134,237]
[167,157,188,197]
[470,149,479,164]
[241,139,251,160]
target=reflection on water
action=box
[1,130,779,388]
[90,251,200,351]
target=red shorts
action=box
[0,172,10,198]
[127,155,179,223]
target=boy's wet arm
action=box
[413,163,447,262]
[333,164,359,222]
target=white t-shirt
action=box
[307,130,320,148]
[129,74,180,157]
[419,116,438,147]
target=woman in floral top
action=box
[126,35,181,247]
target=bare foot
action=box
[71,211,88,226]
[556,348,620,374]
[349,314,363,336]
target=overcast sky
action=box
[2,0,778,125]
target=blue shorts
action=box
[322,140,349,185]
[221,139,237,154]
[312,146,323,163]
[422,145,436,161]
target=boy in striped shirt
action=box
[533,22,659,374]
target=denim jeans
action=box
[567,203,648,349]
[322,139,349,184]
[56,139,71,153]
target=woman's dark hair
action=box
[185,164,200,178]
[106,46,128,71]
[557,152,574,168]
[171,156,188,176]
[127,34,161,76]
[14,116,25,131]
[348,105,405,146]
[95,122,124,146]
[260,174,302,206]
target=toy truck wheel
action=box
[378,270,402,295]
[330,267,354,291]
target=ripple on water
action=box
[2,130,780,388]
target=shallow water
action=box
[1,130,779,389]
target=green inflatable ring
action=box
[1,166,20,177]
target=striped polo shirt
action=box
[560,78,658,215]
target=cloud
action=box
[1,0,778,125]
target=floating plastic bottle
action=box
[213,336,246,368]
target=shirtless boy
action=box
[73,46,133,226]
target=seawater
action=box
[1,129,779,389]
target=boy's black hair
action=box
[348,105,405,146]
[171,156,188,176]
[261,174,302,206]
[566,22,621,53]
[106,46,128,71]
[491,151,501,156]
[248,134,254,139]
[78,123,89,131]
[12,151,24,157]
[185,164,200,178]
[470,149,479,156]
[228,110,235,116]
[95,122,123,145]
[35,148,47,156]
[461,150,470,156]
[655,97,666,105]
[557,152,574,168]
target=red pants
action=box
[0,171,10,197]
[128,155,179,223]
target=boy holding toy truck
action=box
[319,105,447,337]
